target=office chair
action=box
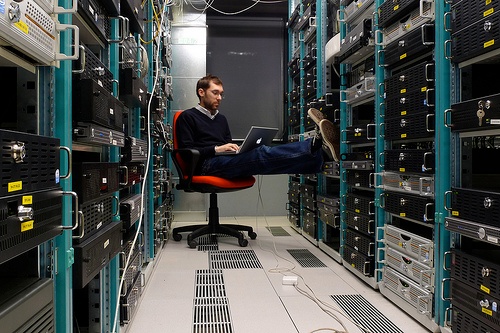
[171,111,257,248]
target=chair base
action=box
[172,193,257,248]
[172,223,257,248]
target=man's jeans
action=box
[201,139,324,179]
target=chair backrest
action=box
[172,111,188,180]
[172,111,182,151]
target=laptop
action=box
[215,126,279,155]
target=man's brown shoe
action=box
[307,108,325,126]
[319,119,340,162]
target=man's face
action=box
[199,82,224,113]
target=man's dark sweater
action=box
[176,107,232,170]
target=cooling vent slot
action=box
[332,294,404,333]
[287,249,327,267]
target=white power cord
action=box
[254,175,374,333]
[110,0,168,331]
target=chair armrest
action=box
[172,148,201,188]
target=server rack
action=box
[287,0,452,331]
[287,0,342,263]
[0,0,173,330]
[336,0,378,289]
[439,0,500,332]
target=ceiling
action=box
[202,0,289,18]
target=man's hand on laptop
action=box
[215,143,240,153]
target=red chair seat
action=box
[190,175,256,189]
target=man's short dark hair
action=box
[196,74,223,98]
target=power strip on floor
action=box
[282,276,298,286]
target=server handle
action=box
[378,82,384,98]
[340,193,346,206]
[419,0,434,18]
[341,128,347,144]
[444,307,452,327]
[59,146,72,179]
[444,190,452,211]
[418,242,433,263]
[444,109,452,128]
[368,172,375,188]
[108,16,129,44]
[376,226,386,244]
[379,122,385,139]
[75,211,84,239]
[419,176,434,196]
[113,195,120,217]
[423,152,434,172]
[60,191,84,240]
[425,62,435,81]
[368,219,375,235]
[377,49,387,67]
[71,46,86,74]
[111,79,119,98]
[366,123,376,140]
[444,40,452,60]
[443,250,452,271]
[53,0,77,13]
[379,192,385,208]
[372,172,382,189]
[443,12,451,33]
[424,202,434,222]
[140,116,146,131]
[374,29,384,46]
[365,77,375,92]
[369,200,375,215]
[55,24,80,61]
[379,151,385,168]
[120,276,128,296]
[378,103,385,121]
[309,16,316,27]
[337,9,346,23]
[426,114,435,132]
[339,90,348,103]
[333,214,340,228]
[376,246,386,265]
[120,166,129,186]
[363,261,371,275]
[441,277,452,301]
[425,88,435,107]
[416,294,433,316]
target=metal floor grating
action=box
[194,269,226,299]
[193,269,233,333]
[209,250,263,269]
[287,249,327,267]
[266,226,291,236]
[196,235,219,252]
[331,294,404,333]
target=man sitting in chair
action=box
[175,74,339,179]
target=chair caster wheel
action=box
[238,238,248,247]
[173,233,182,241]
[248,231,257,240]
[187,236,198,248]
